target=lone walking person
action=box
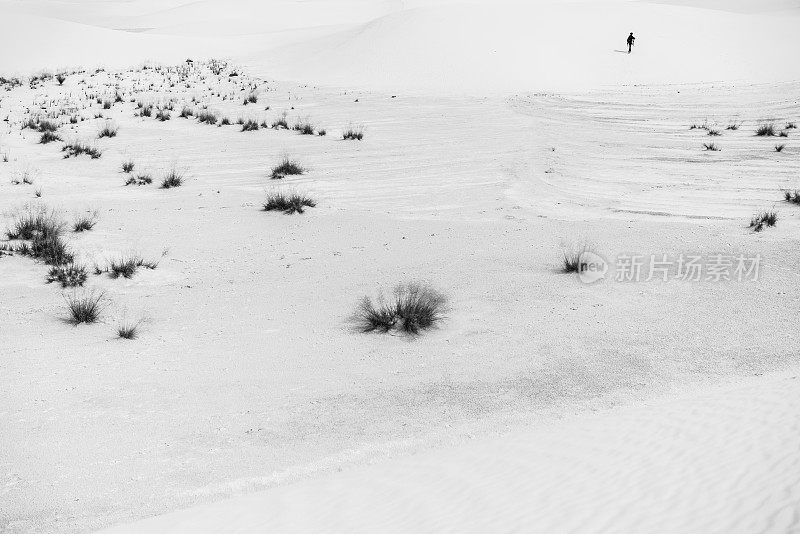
[627,32,635,53]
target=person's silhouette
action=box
[627,32,636,53]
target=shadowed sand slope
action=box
[96,368,800,534]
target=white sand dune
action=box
[96,368,800,534]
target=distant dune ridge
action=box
[2,0,799,92]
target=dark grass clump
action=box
[562,248,591,274]
[784,190,800,204]
[73,211,98,232]
[787,122,797,130]
[40,131,62,144]
[750,211,778,232]
[117,321,141,340]
[10,233,75,266]
[139,105,153,118]
[62,141,102,159]
[342,127,364,140]
[37,120,59,133]
[726,122,740,131]
[243,93,258,105]
[354,283,447,335]
[97,123,118,139]
[65,291,104,325]
[6,206,64,240]
[125,173,152,186]
[270,157,304,179]
[56,73,66,85]
[122,160,135,173]
[197,110,218,125]
[241,119,259,132]
[160,169,183,189]
[156,109,171,121]
[706,129,721,137]
[703,143,720,151]
[756,124,776,137]
[775,144,786,152]
[219,117,231,126]
[293,121,315,135]
[263,191,316,214]
[179,106,193,119]
[271,113,289,130]
[106,255,158,279]
[46,263,88,287]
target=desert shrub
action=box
[703,143,719,151]
[354,283,447,335]
[342,126,364,140]
[139,105,153,117]
[293,121,315,135]
[243,93,258,105]
[69,115,79,124]
[784,190,800,204]
[117,321,140,340]
[750,211,778,232]
[778,131,788,138]
[156,109,170,121]
[756,124,776,137]
[179,106,193,118]
[707,129,721,136]
[122,160,135,173]
[56,73,66,85]
[46,263,87,287]
[775,144,786,152]
[125,173,152,186]
[73,211,98,232]
[271,112,289,129]
[787,122,797,130]
[197,110,218,124]
[102,100,112,110]
[725,122,740,131]
[11,233,74,265]
[62,141,102,159]
[6,206,64,240]
[64,291,104,325]
[106,255,158,279]
[562,247,590,273]
[241,119,259,132]
[220,117,231,126]
[317,129,327,136]
[263,191,316,214]
[37,120,59,133]
[160,169,183,189]
[40,131,62,144]
[270,157,304,179]
[97,122,118,138]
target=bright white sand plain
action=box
[1,1,799,533]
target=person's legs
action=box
[628,43,632,53]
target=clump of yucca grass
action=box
[7,233,74,266]
[179,106,193,118]
[105,255,159,279]
[56,73,66,85]
[97,122,118,139]
[703,143,720,151]
[271,112,289,130]
[40,131,62,144]
[243,93,258,105]
[125,173,152,186]
[561,246,594,274]
[138,105,153,117]
[37,119,59,133]
[6,205,65,240]
[756,123,776,137]
[726,122,740,131]
[62,141,102,159]
[241,119,259,132]
[46,263,87,288]
[263,191,316,214]
[197,110,218,124]
[775,144,786,152]
[778,131,789,138]
[787,122,797,130]
[160,169,183,189]
[353,283,447,335]
[293,121,315,135]
[706,129,721,136]
[689,123,708,131]
[156,109,171,121]
[749,211,778,232]
[784,190,800,204]
[219,117,231,126]
[342,126,364,140]
[122,160,135,173]
[102,100,112,110]
[270,157,304,179]
[72,211,98,232]
[117,320,142,340]
[64,291,104,325]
